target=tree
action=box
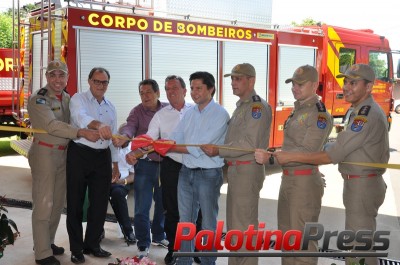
[291,17,320,27]
[0,4,37,48]
[0,13,13,48]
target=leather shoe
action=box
[164,251,177,265]
[125,232,137,244]
[193,256,201,264]
[35,256,60,265]
[83,247,111,257]
[51,244,64,255]
[71,252,85,264]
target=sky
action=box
[1,0,399,51]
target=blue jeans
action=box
[176,166,223,265]
[133,159,165,248]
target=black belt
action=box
[189,167,214,171]
[163,156,182,165]
[72,142,108,153]
[140,157,162,163]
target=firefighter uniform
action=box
[326,95,388,265]
[279,95,333,265]
[28,86,79,261]
[219,90,272,265]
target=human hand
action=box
[200,144,219,157]
[272,151,291,165]
[78,129,100,142]
[254,148,270,164]
[126,150,142,165]
[98,123,112,140]
[113,135,129,147]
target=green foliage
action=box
[0,13,13,48]
[0,196,20,259]
[0,4,37,48]
[291,17,320,26]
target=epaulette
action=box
[37,88,48,96]
[358,105,371,116]
[252,95,261,102]
[316,101,327,112]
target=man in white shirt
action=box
[67,67,118,264]
[127,75,192,265]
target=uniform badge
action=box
[37,88,48,96]
[351,116,367,132]
[316,101,327,112]
[251,103,262,119]
[36,98,46,104]
[317,114,327,129]
[358,105,371,116]
[252,95,261,102]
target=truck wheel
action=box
[395,104,400,114]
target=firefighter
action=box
[27,60,99,265]
[201,63,272,265]
[260,65,333,265]
[256,63,388,265]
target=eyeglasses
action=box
[91,79,109,86]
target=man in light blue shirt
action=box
[170,71,229,265]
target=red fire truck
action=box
[0,48,24,126]
[13,2,395,147]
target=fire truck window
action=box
[277,46,317,106]
[223,41,269,116]
[339,49,355,74]
[397,59,400,79]
[369,51,389,82]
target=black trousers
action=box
[160,157,181,251]
[66,141,111,252]
[109,183,133,236]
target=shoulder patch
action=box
[251,103,262,119]
[36,98,46,105]
[317,114,328,129]
[351,116,368,132]
[252,95,261,102]
[316,101,327,112]
[358,106,371,116]
[37,88,48,96]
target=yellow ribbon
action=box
[0,125,131,141]
[1,125,399,170]
[341,162,400,170]
[0,125,46,134]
